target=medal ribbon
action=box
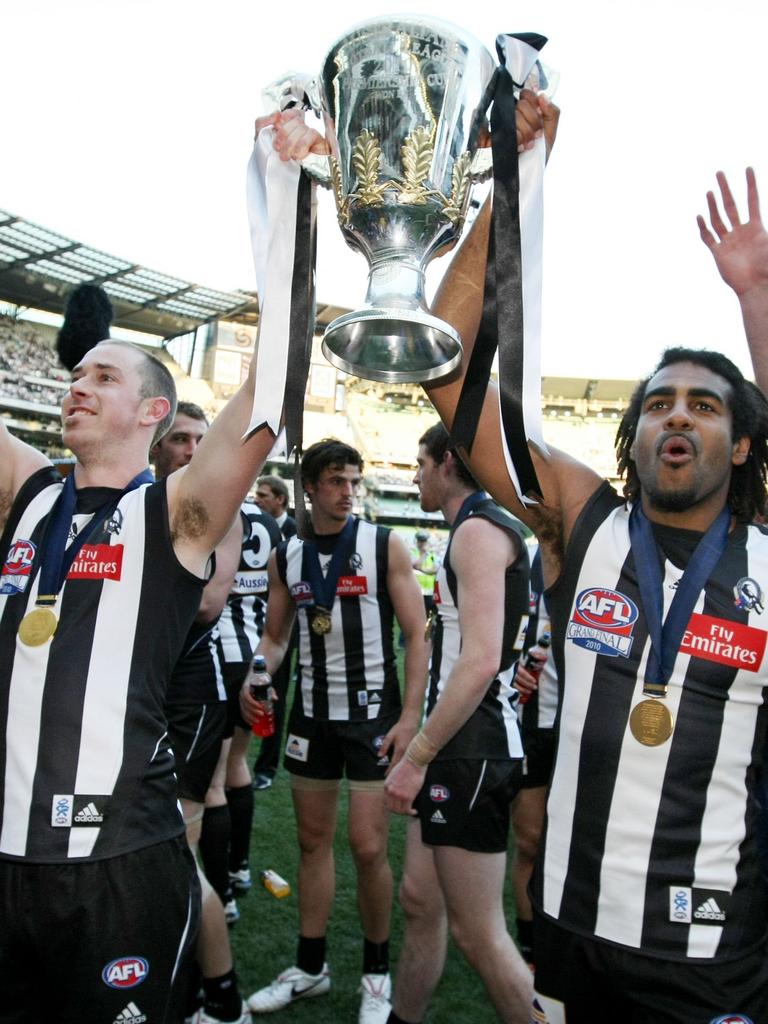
[628,502,731,693]
[303,516,357,614]
[35,469,154,606]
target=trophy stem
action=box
[322,254,462,384]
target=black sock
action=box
[226,783,254,872]
[202,969,241,1020]
[387,1013,420,1024]
[198,804,231,901]
[516,917,534,963]
[363,937,389,975]
[297,934,326,976]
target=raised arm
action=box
[698,168,768,394]
[165,362,278,575]
[425,96,602,570]
[0,419,51,534]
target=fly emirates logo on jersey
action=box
[66,544,124,581]
[681,613,767,672]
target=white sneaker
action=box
[359,972,391,1024]
[190,1002,251,1023]
[223,897,240,925]
[229,867,252,894]
[247,964,330,1013]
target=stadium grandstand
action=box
[0,207,634,522]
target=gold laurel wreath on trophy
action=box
[329,127,472,227]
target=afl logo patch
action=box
[102,956,149,989]
[566,588,638,658]
[709,1017,754,1024]
[0,539,36,595]
[290,581,314,606]
[430,784,450,803]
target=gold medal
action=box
[629,698,674,746]
[18,606,59,646]
[311,608,332,636]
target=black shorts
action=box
[520,728,556,789]
[533,909,768,1024]
[0,836,201,1024]
[283,709,399,782]
[413,758,523,853]
[166,702,228,802]
[222,661,250,737]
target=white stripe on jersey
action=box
[69,487,147,858]
[543,508,628,921]
[0,483,60,855]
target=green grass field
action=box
[231,768,519,1023]
[229,645,522,1024]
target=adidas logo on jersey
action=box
[431,809,447,824]
[75,802,103,823]
[113,1003,147,1023]
[694,897,726,922]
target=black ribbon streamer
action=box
[451,32,547,502]
[284,168,317,458]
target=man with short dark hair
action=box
[255,475,297,539]
[241,438,429,1024]
[384,422,533,1024]
[0,336,280,1022]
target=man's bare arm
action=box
[698,168,768,394]
[379,531,430,767]
[385,517,514,814]
[239,550,296,725]
[166,367,278,575]
[196,514,243,624]
[0,419,51,534]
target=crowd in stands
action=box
[0,316,68,406]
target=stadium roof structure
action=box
[0,209,266,339]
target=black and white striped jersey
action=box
[165,618,226,706]
[278,518,400,722]
[217,502,282,665]
[518,548,559,735]
[536,481,768,960]
[427,496,529,760]
[0,467,204,862]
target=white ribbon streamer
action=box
[244,129,301,437]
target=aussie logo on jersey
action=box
[0,539,36,595]
[102,956,149,989]
[567,588,638,657]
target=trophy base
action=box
[322,308,462,384]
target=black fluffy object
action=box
[56,284,113,370]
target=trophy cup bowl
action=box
[317,16,495,383]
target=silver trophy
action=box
[308,17,496,384]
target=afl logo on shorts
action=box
[102,956,149,989]
[709,1016,754,1024]
[0,539,36,595]
[430,784,450,803]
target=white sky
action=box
[3,0,767,380]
